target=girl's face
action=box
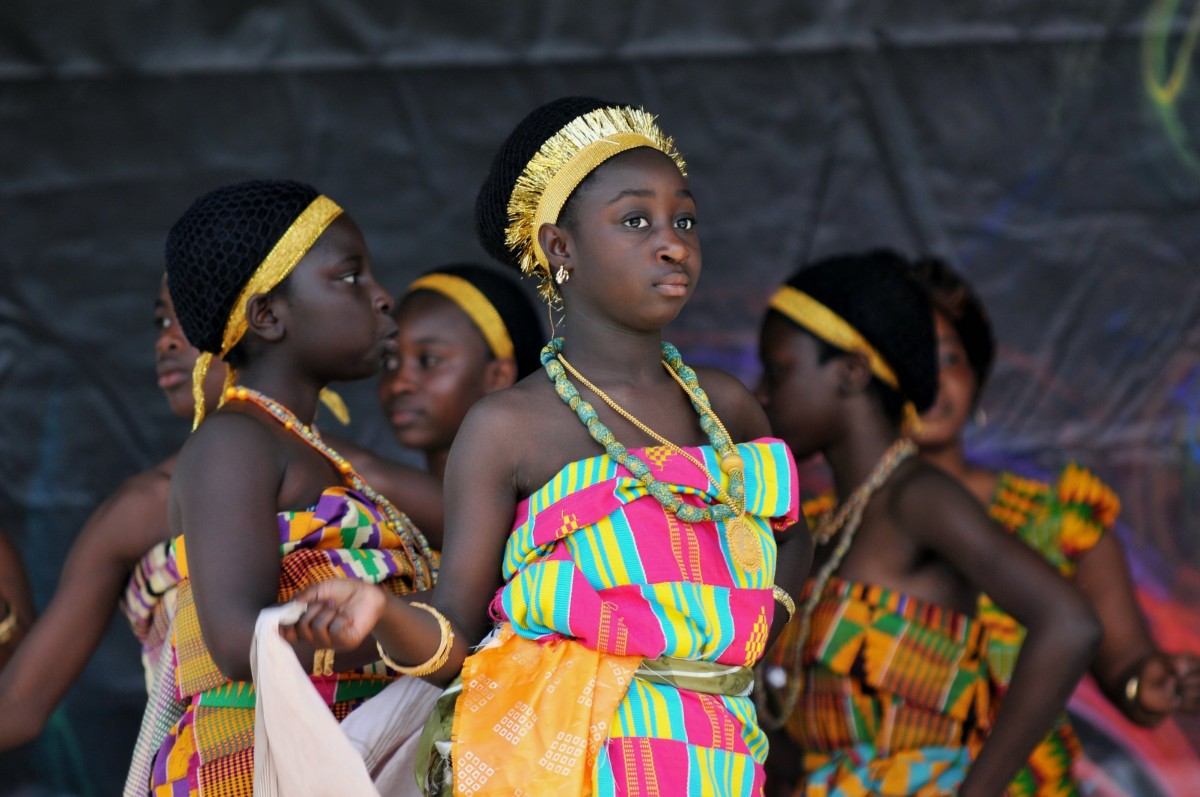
[282,215,397,383]
[756,314,842,460]
[913,311,978,451]
[558,148,699,331]
[155,279,226,419]
[378,291,501,454]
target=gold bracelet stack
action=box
[311,648,335,677]
[376,602,455,677]
[772,585,796,623]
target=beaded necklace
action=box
[541,338,763,570]
[222,386,437,591]
[754,437,916,729]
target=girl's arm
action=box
[285,393,523,687]
[1073,532,1200,722]
[896,467,1101,797]
[0,472,167,748]
[179,414,384,682]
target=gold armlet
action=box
[772,585,796,623]
[375,602,455,677]
[311,648,335,677]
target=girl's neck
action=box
[824,412,902,500]
[557,315,666,384]
[919,438,971,481]
[235,363,322,425]
[425,448,449,483]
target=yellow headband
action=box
[769,285,923,433]
[191,195,346,429]
[406,273,515,360]
[505,106,686,303]
[768,286,900,390]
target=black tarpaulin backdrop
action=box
[3,2,1200,794]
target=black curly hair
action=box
[907,255,996,402]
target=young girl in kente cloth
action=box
[283,96,813,796]
[907,256,1200,795]
[342,263,543,498]
[141,179,439,796]
[753,251,1102,797]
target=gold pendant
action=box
[726,516,763,571]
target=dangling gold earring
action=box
[555,263,570,285]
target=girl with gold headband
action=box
[136,179,438,796]
[337,263,544,508]
[281,96,813,796]
[754,251,1102,797]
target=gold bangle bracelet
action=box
[772,585,796,623]
[375,602,455,677]
[312,648,335,677]
[0,600,16,644]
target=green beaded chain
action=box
[540,338,746,524]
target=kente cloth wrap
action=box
[121,540,184,694]
[772,576,993,797]
[445,438,799,796]
[978,464,1118,797]
[146,487,432,797]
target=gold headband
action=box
[191,195,346,429]
[768,286,900,390]
[406,273,515,360]
[505,106,686,303]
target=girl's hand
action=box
[279,580,387,651]
[1170,654,1200,713]
[1130,653,1200,716]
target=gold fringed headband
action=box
[505,106,686,304]
[768,285,922,433]
[406,273,515,360]
[191,195,347,429]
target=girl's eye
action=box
[418,354,442,369]
[675,217,696,231]
[339,271,361,284]
[938,349,962,368]
[623,216,649,229]
[154,315,172,331]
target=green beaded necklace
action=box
[540,337,748,527]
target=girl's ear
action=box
[482,357,518,393]
[836,351,873,397]
[245,292,287,343]
[537,222,573,269]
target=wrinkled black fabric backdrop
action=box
[3,2,1200,795]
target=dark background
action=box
[2,2,1199,794]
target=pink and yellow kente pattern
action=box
[148,486,429,797]
[451,438,800,796]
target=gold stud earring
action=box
[555,264,570,285]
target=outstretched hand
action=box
[279,579,387,652]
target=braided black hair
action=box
[165,179,320,355]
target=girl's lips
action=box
[158,371,188,389]
[389,409,420,426]
[653,282,689,298]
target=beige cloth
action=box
[251,602,441,797]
